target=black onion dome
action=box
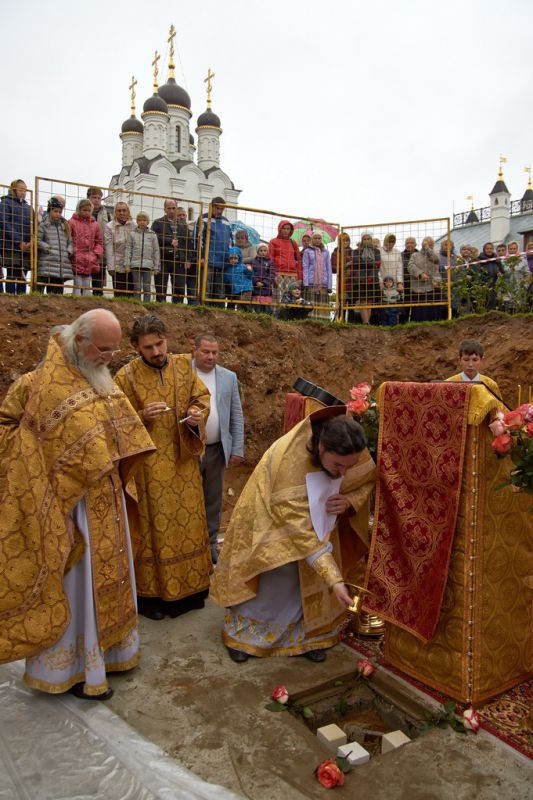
[197,109,221,127]
[143,94,168,114]
[121,115,144,134]
[158,78,191,109]
[521,188,533,202]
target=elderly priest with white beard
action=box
[0,309,155,700]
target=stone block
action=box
[337,741,370,765]
[316,724,347,752]
[381,730,411,754]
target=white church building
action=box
[109,31,240,221]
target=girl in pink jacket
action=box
[69,198,103,296]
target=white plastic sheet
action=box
[0,662,239,800]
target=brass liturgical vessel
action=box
[345,583,386,637]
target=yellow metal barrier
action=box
[2,175,454,325]
[35,177,205,303]
[340,218,452,323]
[201,202,340,317]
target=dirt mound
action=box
[0,295,530,519]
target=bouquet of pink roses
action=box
[489,403,533,498]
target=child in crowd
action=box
[225,246,253,310]
[251,243,276,313]
[234,229,257,264]
[37,197,73,294]
[446,339,502,398]
[279,280,312,320]
[299,233,312,254]
[69,198,103,296]
[380,275,402,326]
[127,212,160,303]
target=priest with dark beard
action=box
[0,309,155,699]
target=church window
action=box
[494,198,498,205]
[176,125,181,152]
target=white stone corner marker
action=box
[337,741,370,766]
[381,730,411,754]
[316,724,347,752]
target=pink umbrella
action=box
[291,218,340,244]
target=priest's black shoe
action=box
[227,647,249,663]
[137,597,165,621]
[303,649,327,662]
[69,683,114,701]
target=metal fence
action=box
[1,177,456,322]
[34,177,205,303]
[339,218,452,324]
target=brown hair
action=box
[130,315,167,345]
[458,339,484,358]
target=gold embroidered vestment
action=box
[114,355,212,600]
[0,336,155,665]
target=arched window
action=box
[176,125,181,152]
[494,198,499,206]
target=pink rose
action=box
[517,403,533,423]
[488,419,507,437]
[350,382,371,400]
[316,759,345,788]
[491,433,512,455]
[527,422,533,438]
[348,398,370,414]
[271,685,289,704]
[356,658,375,677]
[463,706,480,733]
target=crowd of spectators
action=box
[1,182,531,320]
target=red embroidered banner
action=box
[364,381,471,642]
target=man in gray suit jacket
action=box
[192,333,244,563]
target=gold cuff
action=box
[312,553,343,588]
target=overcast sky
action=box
[2,0,532,226]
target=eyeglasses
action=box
[90,342,122,359]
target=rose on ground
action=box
[463,706,480,733]
[356,658,375,677]
[348,398,370,414]
[316,759,345,788]
[491,432,512,455]
[271,685,289,704]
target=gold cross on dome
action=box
[525,165,532,189]
[204,68,215,108]
[168,24,176,77]
[152,50,160,91]
[129,75,137,115]
[498,154,507,177]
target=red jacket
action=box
[69,214,103,275]
[268,220,302,280]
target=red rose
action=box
[271,685,289,704]
[356,658,375,677]
[348,398,370,414]
[503,409,525,429]
[316,759,345,788]
[491,433,512,455]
